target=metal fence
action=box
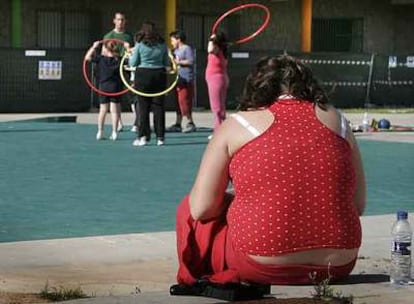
[0,48,90,112]
[0,48,413,113]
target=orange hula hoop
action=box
[211,3,270,45]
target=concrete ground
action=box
[0,111,413,303]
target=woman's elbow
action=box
[190,207,202,221]
[189,194,210,221]
[189,201,205,221]
[188,193,198,219]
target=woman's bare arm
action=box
[189,122,232,221]
[84,41,100,61]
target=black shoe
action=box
[170,281,270,301]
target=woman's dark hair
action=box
[210,31,228,59]
[169,30,186,42]
[239,55,328,111]
[135,21,164,45]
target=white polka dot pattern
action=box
[227,100,361,256]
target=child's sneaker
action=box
[157,139,164,146]
[109,131,117,141]
[133,136,147,146]
[96,131,104,140]
[182,122,196,133]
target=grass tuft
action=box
[309,266,354,304]
[40,281,89,301]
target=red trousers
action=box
[176,195,356,285]
[176,82,194,117]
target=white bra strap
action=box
[277,94,295,100]
[231,114,261,137]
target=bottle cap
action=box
[397,210,408,220]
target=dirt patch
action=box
[0,292,52,304]
[0,293,351,304]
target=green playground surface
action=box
[0,120,413,243]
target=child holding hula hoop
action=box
[128,21,170,147]
[205,31,230,136]
[85,40,126,141]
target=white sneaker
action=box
[157,139,164,146]
[133,137,147,146]
[96,131,104,140]
[130,126,137,132]
[109,131,117,141]
[182,123,196,133]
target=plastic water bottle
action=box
[362,112,370,132]
[390,210,412,284]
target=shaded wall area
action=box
[2,0,166,48]
[313,0,414,54]
[2,0,414,53]
[177,0,302,52]
[0,0,11,47]
[1,0,413,112]
[178,0,414,54]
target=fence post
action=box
[365,53,375,107]
[193,48,198,109]
[89,63,95,111]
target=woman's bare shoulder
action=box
[315,104,341,125]
[213,110,274,156]
[212,114,243,139]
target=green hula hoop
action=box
[119,52,179,97]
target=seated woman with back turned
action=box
[175,55,366,285]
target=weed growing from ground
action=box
[40,281,89,301]
[309,266,354,304]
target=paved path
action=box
[0,112,413,303]
[1,216,413,303]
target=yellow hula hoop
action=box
[119,52,179,97]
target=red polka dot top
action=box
[227,99,361,256]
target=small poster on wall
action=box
[38,61,62,80]
[406,56,414,68]
[388,56,397,68]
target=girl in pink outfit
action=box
[205,32,229,131]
